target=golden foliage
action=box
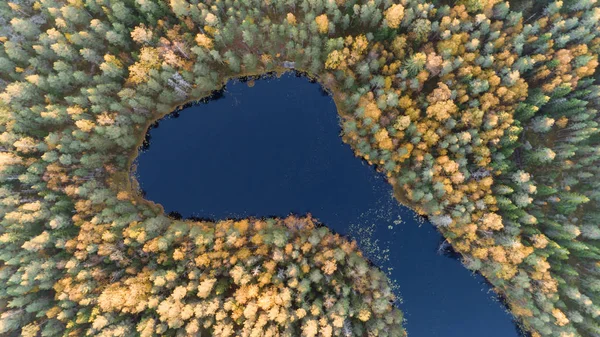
[315,14,329,34]
[195,33,213,49]
[375,129,393,150]
[385,4,405,29]
[75,119,95,132]
[128,47,161,85]
[131,25,153,44]
[360,95,382,121]
[391,36,407,58]
[98,271,152,314]
[352,35,369,57]
[552,308,570,326]
[426,100,458,122]
[531,234,549,249]
[358,308,371,322]
[325,50,345,70]
[286,13,297,25]
[481,213,503,231]
[322,259,337,275]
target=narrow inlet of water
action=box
[135,73,523,337]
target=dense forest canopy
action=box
[0,0,599,336]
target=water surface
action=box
[136,73,522,337]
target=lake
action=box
[135,73,522,337]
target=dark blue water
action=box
[136,73,520,337]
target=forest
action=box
[0,0,599,336]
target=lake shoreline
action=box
[136,74,516,337]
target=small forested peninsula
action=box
[0,0,599,336]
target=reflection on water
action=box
[135,73,523,337]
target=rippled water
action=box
[135,73,522,337]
